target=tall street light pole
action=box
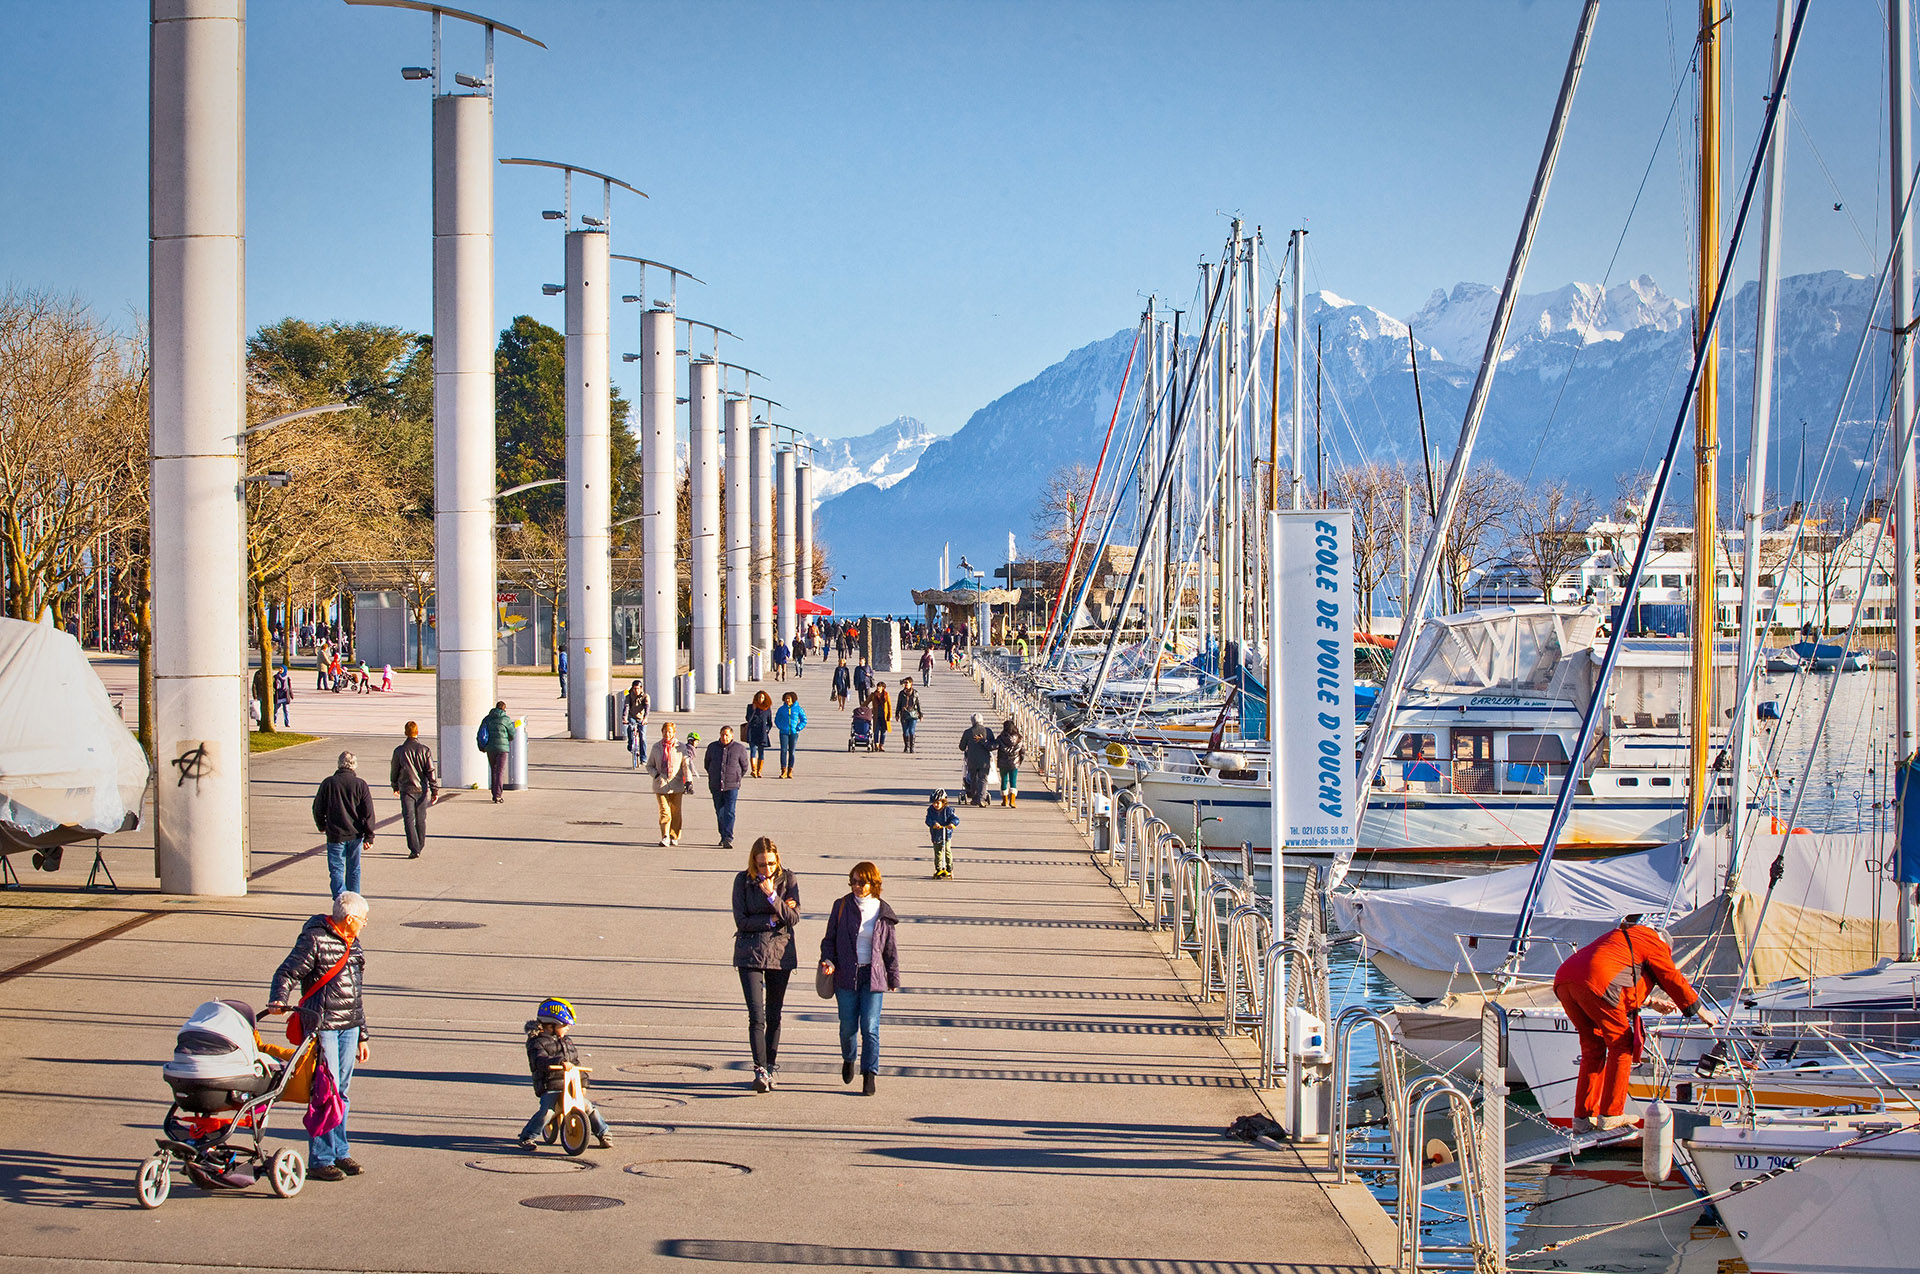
[501,158,643,740]
[348,0,543,787]
[150,0,248,895]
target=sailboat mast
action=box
[1890,0,1918,959]
[1688,0,1724,836]
[1290,228,1307,509]
[1731,0,1793,871]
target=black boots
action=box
[842,1058,855,1085]
[862,1072,877,1096]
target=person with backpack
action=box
[478,701,516,803]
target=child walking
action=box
[925,789,959,879]
[517,998,612,1151]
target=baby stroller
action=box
[135,999,313,1207]
[848,706,876,752]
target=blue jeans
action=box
[518,1089,609,1142]
[275,700,290,728]
[747,742,767,764]
[325,839,362,898]
[778,733,798,769]
[836,977,884,1074]
[712,788,739,842]
[311,1027,359,1166]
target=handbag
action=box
[816,898,840,998]
[286,937,354,1046]
[279,1041,319,1105]
[303,1051,346,1136]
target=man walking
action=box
[959,713,997,807]
[313,751,376,897]
[704,725,752,850]
[480,701,516,803]
[389,721,439,859]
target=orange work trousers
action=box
[1555,982,1638,1120]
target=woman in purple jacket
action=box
[818,860,899,1095]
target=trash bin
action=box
[748,653,764,682]
[605,692,620,741]
[674,673,696,713]
[1092,808,1112,858]
[719,659,736,694]
[507,717,529,791]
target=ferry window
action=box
[1393,733,1436,761]
[1505,734,1568,764]
[1617,776,1640,787]
[1660,574,1681,588]
[1650,776,1672,787]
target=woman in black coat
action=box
[744,691,775,779]
[818,860,899,1095]
[732,836,800,1093]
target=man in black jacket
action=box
[313,751,376,898]
[389,721,438,860]
[704,725,752,850]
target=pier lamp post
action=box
[718,363,763,687]
[680,320,741,695]
[501,158,642,738]
[347,0,544,788]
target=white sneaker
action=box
[659,837,670,847]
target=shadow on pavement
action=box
[657,1240,1370,1273]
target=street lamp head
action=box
[622,353,638,363]
[453,72,488,89]
[620,295,640,304]
[400,66,431,80]
[541,283,564,296]
[541,210,565,221]
[580,215,605,227]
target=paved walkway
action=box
[0,663,1389,1273]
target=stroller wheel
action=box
[269,1147,306,1197]
[134,1152,172,1209]
[559,1109,591,1157]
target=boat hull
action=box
[1683,1121,1920,1274]
[1135,770,1683,854]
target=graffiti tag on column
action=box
[172,744,212,792]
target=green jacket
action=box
[479,707,516,755]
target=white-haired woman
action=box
[267,892,371,1182]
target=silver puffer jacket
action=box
[269,915,370,1038]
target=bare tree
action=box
[1331,462,1417,634]
[1444,467,1524,614]
[1031,463,1109,562]
[1508,480,1597,601]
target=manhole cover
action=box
[403,920,486,930]
[466,1155,597,1175]
[520,1194,625,1211]
[593,1093,687,1111]
[623,1159,751,1180]
[615,1061,713,1078]
[567,820,623,826]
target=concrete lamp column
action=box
[749,423,774,666]
[640,305,677,708]
[150,0,249,895]
[775,447,797,645]
[689,358,722,693]
[796,460,814,606]
[723,396,751,682]
[564,228,611,738]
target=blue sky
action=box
[0,0,1893,439]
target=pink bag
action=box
[303,1052,345,1138]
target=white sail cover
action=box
[0,617,150,851]
[1332,830,1898,989]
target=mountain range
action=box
[800,416,940,504]
[813,269,1891,615]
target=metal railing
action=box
[1329,1006,1406,1183]
[1223,905,1271,1038]
[1396,1075,1495,1274]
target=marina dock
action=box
[0,669,1391,1273]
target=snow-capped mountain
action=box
[800,416,941,505]
[818,270,1886,614]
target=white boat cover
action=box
[0,617,150,853]
[162,1000,269,1085]
[1332,830,1899,991]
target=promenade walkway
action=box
[0,660,1389,1273]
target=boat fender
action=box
[1201,751,1239,771]
[1640,1098,1674,1183]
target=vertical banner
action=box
[1269,510,1356,874]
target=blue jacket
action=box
[774,703,808,735]
[926,804,959,833]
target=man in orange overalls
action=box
[1553,915,1719,1131]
